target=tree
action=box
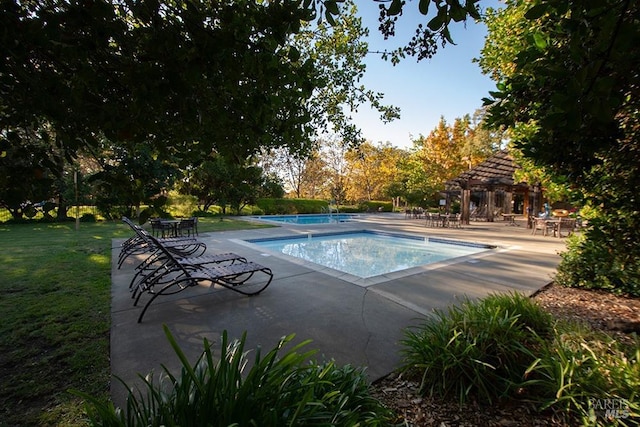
[88,142,179,220]
[480,0,640,293]
[317,0,482,63]
[406,117,465,204]
[258,147,329,198]
[344,141,405,202]
[183,155,265,215]
[260,174,286,199]
[484,0,639,177]
[0,122,65,220]
[1,0,318,164]
[477,1,571,201]
[319,136,351,205]
[293,0,400,146]
[399,114,499,206]
[464,109,504,163]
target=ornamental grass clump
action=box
[74,326,392,426]
[400,292,553,404]
[524,323,640,426]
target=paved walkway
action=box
[110,214,568,406]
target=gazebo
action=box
[444,149,543,224]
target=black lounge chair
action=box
[134,235,273,323]
[119,217,205,268]
[129,250,248,297]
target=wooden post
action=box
[505,190,513,214]
[523,187,530,217]
[486,188,495,222]
[461,187,471,225]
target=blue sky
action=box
[351,2,501,148]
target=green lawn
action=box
[0,217,270,426]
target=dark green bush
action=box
[401,292,553,404]
[555,232,640,297]
[336,205,361,213]
[256,198,329,215]
[75,327,393,426]
[191,209,216,217]
[524,323,640,425]
[401,292,640,425]
[80,213,97,223]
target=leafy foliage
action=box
[1,0,317,164]
[525,324,640,425]
[76,327,393,426]
[0,124,60,220]
[88,143,178,220]
[401,292,640,425]
[555,232,640,297]
[400,113,500,206]
[344,141,406,202]
[181,155,266,215]
[293,1,400,146]
[401,292,552,404]
[482,0,640,294]
[374,0,482,63]
[485,0,639,178]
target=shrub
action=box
[359,201,393,212]
[336,205,361,213]
[256,198,328,215]
[556,233,640,297]
[75,327,392,426]
[401,292,640,425]
[400,292,553,404]
[166,192,198,218]
[80,213,97,223]
[251,207,264,215]
[524,323,640,425]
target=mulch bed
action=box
[370,284,640,426]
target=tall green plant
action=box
[74,327,392,426]
[524,324,640,426]
[556,233,640,297]
[401,292,552,404]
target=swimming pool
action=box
[246,230,494,280]
[251,214,357,225]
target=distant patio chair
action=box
[424,212,436,227]
[557,218,576,238]
[470,206,486,221]
[178,217,197,237]
[448,213,461,228]
[531,218,554,236]
[150,218,173,238]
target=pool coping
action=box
[246,213,360,225]
[233,228,514,288]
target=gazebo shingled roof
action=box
[446,149,521,190]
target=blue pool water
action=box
[247,231,493,278]
[251,214,356,225]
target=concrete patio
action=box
[110,213,568,406]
